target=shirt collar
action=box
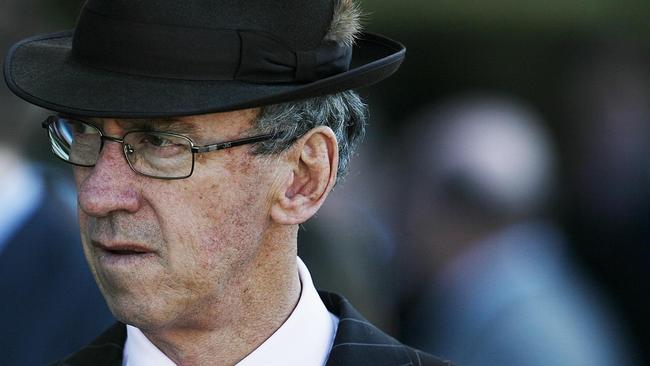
[123,257,338,366]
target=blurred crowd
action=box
[304,91,645,365]
[2,0,649,365]
[302,38,650,366]
[1,1,114,365]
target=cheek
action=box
[189,183,269,268]
[199,189,264,255]
[153,180,250,255]
[158,153,273,263]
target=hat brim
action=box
[4,30,404,118]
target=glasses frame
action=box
[42,115,280,180]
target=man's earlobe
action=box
[270,127,338,225]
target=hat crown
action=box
[84,0,335,50]
[6,0,405,118]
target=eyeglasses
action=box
[42,115,279,179]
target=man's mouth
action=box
[92,241,156,265]
[103,247,150,255]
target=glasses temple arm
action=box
[192,133,279,153]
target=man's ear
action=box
[270,126,339,225]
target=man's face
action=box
[74,109,280,330]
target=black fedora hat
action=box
[3,0,405,118]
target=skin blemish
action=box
[224,151,255,176]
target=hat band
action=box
[71,8,352,83]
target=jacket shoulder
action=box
[320,291,454,366]
[49,323,126,366]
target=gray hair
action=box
[252,91,367,180]
[250,0,366,180]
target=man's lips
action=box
[91,240,158,267]
[92,241,155,255]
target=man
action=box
[4,0,451,365]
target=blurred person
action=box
[4,0,452,365]
[0,0,114,364]
[560,41,650,363]
[396,94,638,366]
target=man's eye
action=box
[66,121,95,135]
[133,133,188,159]
[141,134,172,147]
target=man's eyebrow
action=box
[81,117,198,135]
[121,118,198,134]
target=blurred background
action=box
[1,0,648,365]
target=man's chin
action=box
[94,274,160,322]
[104,294,172,329]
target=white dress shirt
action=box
[123,257,338,366]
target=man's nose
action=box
[77,139,143,217]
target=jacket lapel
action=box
[52,322,125,366]
[321,291,417,366]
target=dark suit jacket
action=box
[51,291,452,366]
[0,169,114,366]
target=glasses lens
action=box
[48,117,101,166]
[123,131,193,178]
